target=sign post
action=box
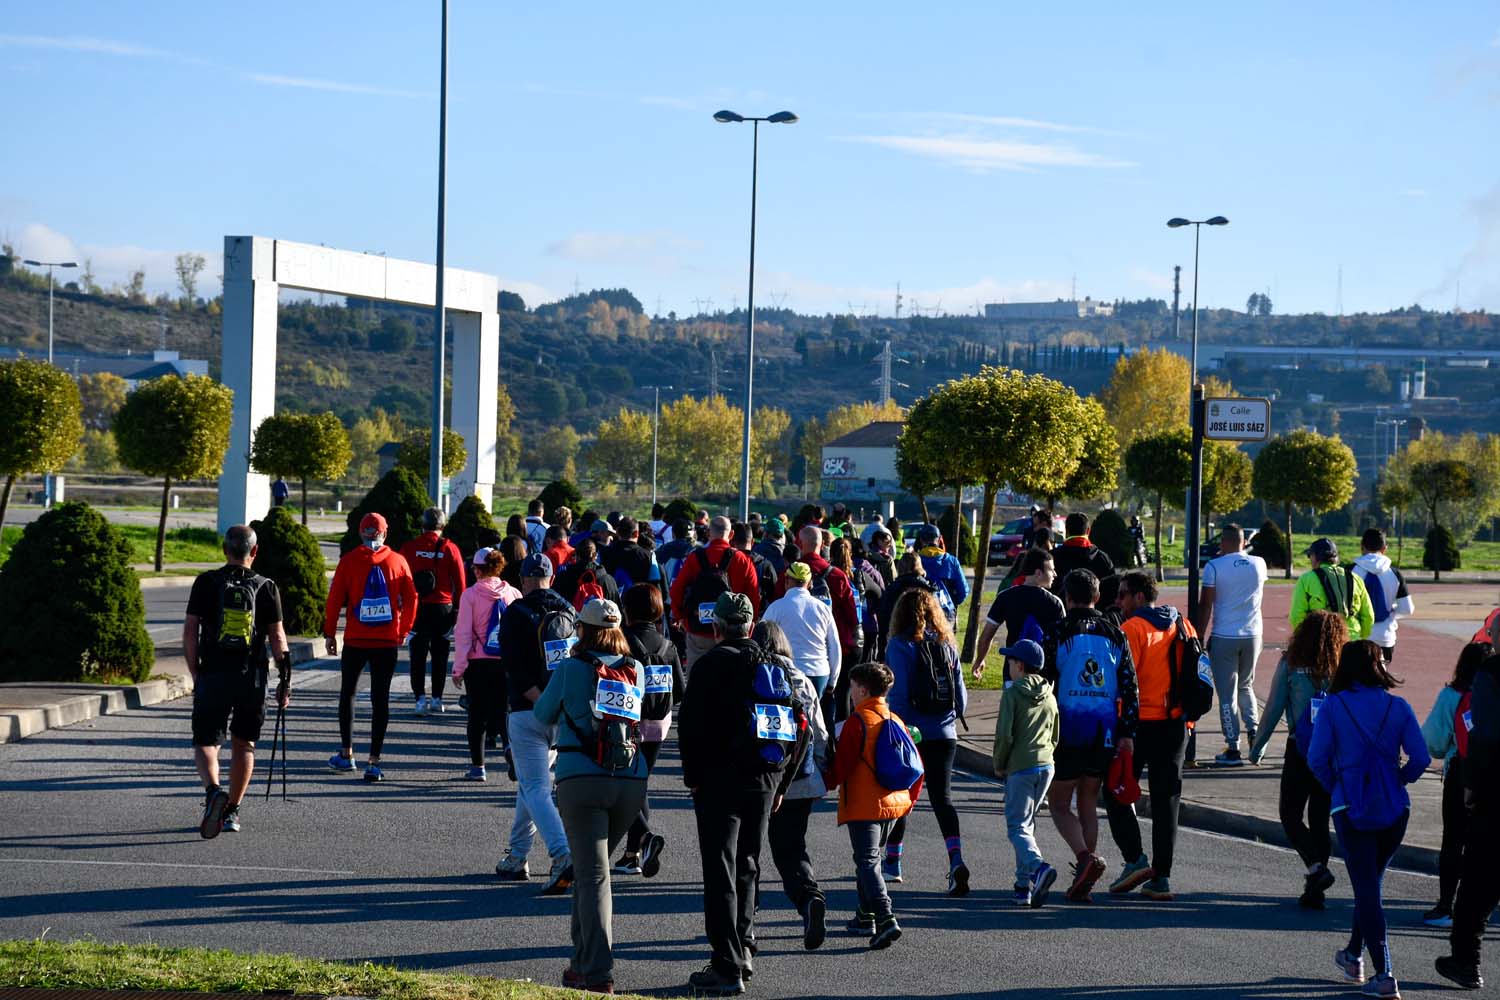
[1189,393,1272,623]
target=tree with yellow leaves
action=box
[1100,347,1234,450]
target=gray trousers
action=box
[1209,635,1262,747]
[556,775,648,984]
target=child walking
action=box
[831,661,921,949]
[991,639,1061,907]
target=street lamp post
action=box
[21,259,78,365]
[645,384,673,507]
[1165,216,1228,622]
[428,0,450,509]
[713,109,798,521]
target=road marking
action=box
[0,858,355,876]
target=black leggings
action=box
[888,737,959,847]
[1279,740,1332,870]
[463,659,508,767]
[625,741,664,853]
[339,646,397,758]
[1437,757,1468,911]
[409,603,452,699]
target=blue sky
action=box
[2,3,1498,317]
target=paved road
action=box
[0,664,1470,999]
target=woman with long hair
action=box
[532,599,648,995]
[881,587,969,896]
[505,513,528,550]
[1419,640,1494,927]
[1250,609,1347,909]
[451,547,521,779]
[498,536,527,591]
[1307,640,1430,999]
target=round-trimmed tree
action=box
[540,479,587,524]
[249,505,328,635]
[250,411,353,525]
[1124,428,1193,582]
[0,501,152,682]
[444,493,498,561]
[340,466,432,554]
[1251,429,1358,578]
[114,373,233,571]
[0,358,84,529]
[660,495,698,528]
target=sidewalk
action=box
[0,639,318,743]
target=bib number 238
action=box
[754,704,796,742]
[596,679,643,723]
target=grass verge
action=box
[1,524,222,569]
[0,939,613,1000]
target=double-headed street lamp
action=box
[714,108,798,521]
[21,259,78,366]
[1165,215,1227,623]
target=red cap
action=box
[359,512,388,537]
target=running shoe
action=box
[540,854,574,895]
[1308,865,1336,894]
[495,852,530,881]
[1422,905,1454,929]
[1360,973,1400,998]
[1030,863,1058,909]
[1435,954,1484,990]
[363,764,384,782]
[1012,884,1032,906]
[430,698,445,715]
[947,861,970,897]
[881,855,903,884]
[221,806,241,834]
[414,695,430,716]
[1299,886,1327,910]
[803,896,826,951]
[1214,746,1244,766]
[327,752,356,772]
[869,916,902,950]
[1140,876,1173,901]
[562,969,586,990]
[687,965,745,996]
[847,908,875,933]
[1335,947,1367,983]
[464,766,487,782]
[640,833,667,879]
[1066,854,1107,901]
[611,855,642,876]
[199,787,229,840]
[1109,853,1154,894]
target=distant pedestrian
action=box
[1196,522,1268,765]
[1307,640,1430,1000]
[669,515,760,670]
[913,523,967,623]
[184,525,292,839]
[991,638,1060,908]
[270,476,290,509]
[1049,512,1113,599]
[1353,529,1415,662]
[523,499,549,558]
[324,513,418,783]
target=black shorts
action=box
[191,666,268,747]
[1053,744,1112,782]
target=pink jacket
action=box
[452,576,522,679]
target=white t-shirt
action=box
[1202,551,1267,638]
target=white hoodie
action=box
[1352,552,1415,648]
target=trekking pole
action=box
[265,702,288,801]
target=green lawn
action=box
[0,523,223,569]
[0,939,605,1000]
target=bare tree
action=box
[174,253,206,306]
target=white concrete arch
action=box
[219,235,499,531]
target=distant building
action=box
[0,347,209,388]
[819,421,903,504]
[984,298,1114,321]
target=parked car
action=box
[1190,527,1259,568]
[988,515,1064,566]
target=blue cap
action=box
[521,552,553,578]
[997,639,1044,670]
[591,519,616,535]
[917,523,941,544]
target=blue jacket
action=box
[885,632,967,741]
[1306,684,1429,819]
[917,547,969,609]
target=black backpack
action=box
[528,598,578,673]
[684,549,735,627]
[1168,617,1215,722]
[747,550,778,611]
[625,627,678,722]
[907,636,956,717]
[214,569,264,666]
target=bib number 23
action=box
[754,704,796,742]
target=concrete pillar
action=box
[449,308,498,510]
[218,236,278,532]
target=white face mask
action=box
[365,538,385,551]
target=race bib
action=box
[754,703,796,742]
[1462,709,1473,733]
[1196,653,1213,685]
[644,664,673,694]
[358,597,393,624]
[596,678,643,723]
[1309,695,1326,725]
[813,592,833,608]
[697,602,717,626]
[544,636,577,670]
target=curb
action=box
[952,742,1440,876]
[0,640,317,744]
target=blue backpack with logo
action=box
[482,596,506,657]
[1053,628,1122,749]
[358,566,393,624]
[867,711,925,791]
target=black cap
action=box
[1304,537,1338,561]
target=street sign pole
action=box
[1187,384,1206,623]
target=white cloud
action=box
[843,134,1133,172]
[546,231,704,274]
[496,277,557,309]
[0,33,169,58]
[245,73,429,100]
[900,112,1111,135]
[8,222,217,297]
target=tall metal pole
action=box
[1190,225,1201,384]
[1187,385,1205,622]
[651,386,661,507]
[46,266,56,366]
[428,0,449,508]
[737,121,760,522]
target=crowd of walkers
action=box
[182,499,1500,996]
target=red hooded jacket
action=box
[669,539,761,636]
[325,544,419,648]
[399,531,467,606]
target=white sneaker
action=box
[494,852,530,881]
[430,697,445,714]
[414,695,430,716]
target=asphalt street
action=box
[0,662,1473,999]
